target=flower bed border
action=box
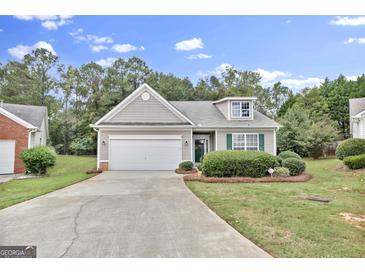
[175,168,198,175]
[183,172,312,183]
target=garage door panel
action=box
[0,140,15,174]
[109,138,182,170]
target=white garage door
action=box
[0,140,15,174]
[109,136,182,170]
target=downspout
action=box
[92,126,100,169]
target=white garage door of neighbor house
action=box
[0,140,15,174]
[109,136,182,171]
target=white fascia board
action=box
[109,135,182,140]
[0,107,37,129]
[213,97,257,104]
[353,109,365,118]
[93,83,195,126]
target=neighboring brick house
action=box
[0,102,48,174]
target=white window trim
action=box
[230,101,253,120]
[232,133,259,151]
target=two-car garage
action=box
[108,135,182,171]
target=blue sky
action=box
[0,15,364,91]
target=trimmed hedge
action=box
[201,150,279,178]
[179,161,194,171]
[336,138,365,160]
[278,151,301,160]
[20,146,57,175]
[273,167,290,177]
[282,157,306,176]
[343,154,365,169]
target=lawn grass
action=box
[0,155,96,209]
[186,158,365,257]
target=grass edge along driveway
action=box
[186,158,365,258]
[0,155,96,209]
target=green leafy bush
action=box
[343,154,365,169]
[273,167,290,177]
[201,150,279,178]
[282,157,306,176]
[69,136,96,155]
[179,161,194,171]
[20,146,57,175]
[336,138,365,160]
[278,151,301,160]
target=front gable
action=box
[94,84,194,126]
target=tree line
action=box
[0,48,364,157]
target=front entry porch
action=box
[193,131,216,163]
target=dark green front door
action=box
[195,139,205,162]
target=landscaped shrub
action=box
[343,154,365,169]
[201,150,279,178]
[273,167,290,177]
[282,157,306,176]
[278,150,301,160]
[179,161,194,171]
[335,138,365,160]
[20,146,57,175]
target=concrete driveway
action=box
[0,171,270,258]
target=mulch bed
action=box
[183,172,312,183]
[175,168,199,175]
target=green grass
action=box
[186,158,365,257]
[0,155,96,209]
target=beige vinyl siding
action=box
[216,129,276,155]
[214,101,229,119]
[107,92,185,123]
[99,129,192,162]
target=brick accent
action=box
[99,162,109,171]
[0,113,29,173]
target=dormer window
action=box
[231,101,251,119]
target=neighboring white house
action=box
[350,98,365,139]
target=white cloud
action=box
[346,75,359,81]
[254,68,291,84]
[187,53,212,60]
[0,28,3,32]
[95,57,116,67]
[112,43,137,53]
[8,41,56,59]
[215,63,232,74]
[70,29,113,44]
[90,45,108,52]
[175,37,203,51]
[285,19,292,24]
[344,37,365,44]
[330,16,365,26]
[14,15,73,30]
[87,35,113,44]
[280,77,323,90]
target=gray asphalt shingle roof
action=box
[170,101,280,128]
[1,103,47,128]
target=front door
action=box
[194,134,210,163]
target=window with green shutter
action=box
[259,133,265,151]
[226,133,232,150]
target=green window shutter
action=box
[226,134,232,150]
[259,133,265,151]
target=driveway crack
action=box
[59,196,101,258]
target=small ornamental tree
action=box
[277,105,310,156]
[20,146,57,175]
[306,116,339,159]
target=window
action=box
[232,133,259,151]
[231,101,251,118]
